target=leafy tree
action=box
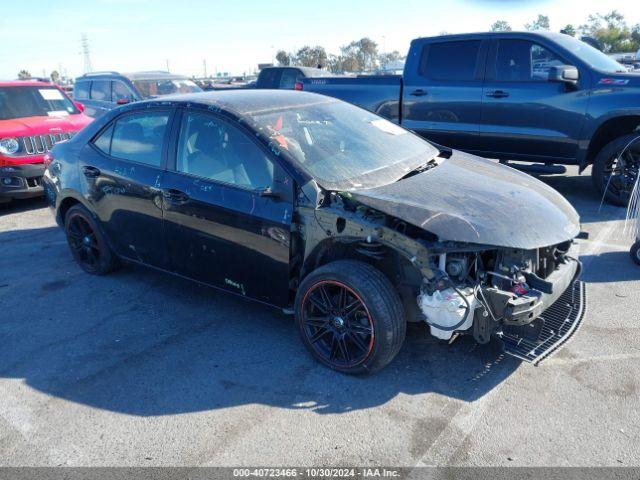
[357,38,378,70]
[491,20,512,32]
[50,70,60,83]
[378,51,405,68]
[525,14,550,31]
[632,24,640,44]
[579,10,639,52]
[17,70,31,79]
[339,43,360,72]
[326,54,340,73]
[561,24,576,36]
[295,46,328,68]
[275,50,292,66]
[340,38,378,72]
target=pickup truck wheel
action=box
[632,241,640,266]
[295,260,406,375]
[64,204,118,275]
[592,133,640,207]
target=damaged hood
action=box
[350,151,580,249]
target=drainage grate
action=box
[499,273,586,365]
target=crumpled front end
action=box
[417,240,584,364]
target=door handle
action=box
[486,90,509,98]
[161,188,190,204]
[409,89,428,97]
[82,166,101,178]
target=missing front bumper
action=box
[499,265,586,365]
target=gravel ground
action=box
[0,166,638,467]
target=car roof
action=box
[76,71,191,82]
[123,71,192,81]
[413,31,568,42]
[0,80,57,87]
[147,89,336,116]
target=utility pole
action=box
[81,33,93,74]
[166,59,170,72]
[203,59,207,78]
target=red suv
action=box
[0,81,92,204]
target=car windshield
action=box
[132,78,202,98]
[248,99,439,190]
[0,86,79,120]
[553,35,627,73]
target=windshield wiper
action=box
[396,159,440,182]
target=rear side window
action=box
[112,81,134,101]
[90,80,111,101]
[495,40,566,81]
[421,41,481,81]
[280,69,301,89]
[93,124,113,154]
[74,81,90,100]
[93,111,169,167]
[258,69,281,88]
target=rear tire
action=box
[631,241,640,266]
[295,260,406,375]
[64,204,118,275]
[592,133,640,207]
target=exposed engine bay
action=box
[418,242,580,346]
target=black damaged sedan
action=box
[44,90,585,374]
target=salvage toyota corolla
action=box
[43,90,585,374]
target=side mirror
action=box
[116,97,130,105]
[74,101,85,113]
[548,65,579,85]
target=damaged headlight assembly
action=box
[416,243,584,364]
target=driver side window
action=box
[496,40,566,81]
[176,111,277,190]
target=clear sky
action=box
[1,0,639,79]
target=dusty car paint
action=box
[350,150,580,250]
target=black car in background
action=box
[43,90,584,374]
[73,71,202,118]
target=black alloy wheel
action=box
[64,204,118,275]
[592,133,640,206]
[295,260,406,375]
[300,280,375,369]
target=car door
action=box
[401,38,488,151]
[480,38,588,161]
[80,108,173,267]
[161,108,293,307]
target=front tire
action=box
[631,241,640,266]
[64,204,118,275]
[295,260,406,375]
[592,133,640,207]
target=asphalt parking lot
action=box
[0,165,639,467]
